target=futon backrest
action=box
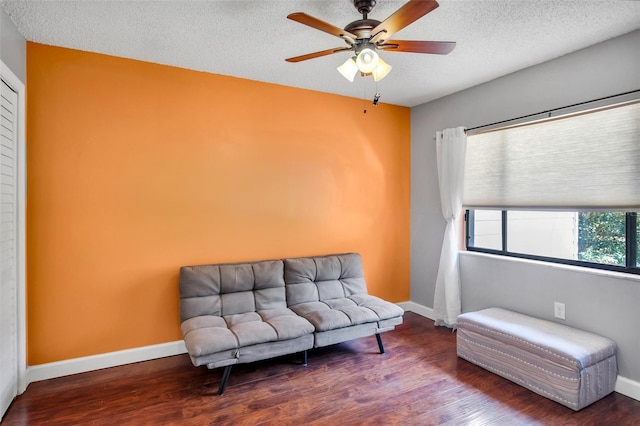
[179,260,286,322]
[283,253,368,306]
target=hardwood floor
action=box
[4,312,639,425]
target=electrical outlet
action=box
[554,302,566,320]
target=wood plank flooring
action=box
[3,312,639,425]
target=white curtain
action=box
[433,127,467,328]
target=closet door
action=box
[0,78,18,420]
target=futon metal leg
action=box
[302,350,308,366]
[218,365,232,395]
[375,333,385,354]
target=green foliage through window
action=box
[577,212,626,266]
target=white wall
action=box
[1,7,26,83]
[411,30,640,381]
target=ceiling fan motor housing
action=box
[285,0,456,64]
[353,0,376,15]
[344,19,382,40]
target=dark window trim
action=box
[465,210,640,276]
[627,212,638,270]
[465,210,475,248]
[501,210,508,255]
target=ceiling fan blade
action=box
[370,0,440,44]
[287,12,357,41]
[285,47,352,63]
[378,40,456,54]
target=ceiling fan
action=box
[285,0,456,82]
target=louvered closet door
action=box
[0,78,18,420]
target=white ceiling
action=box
[3,0,640,107]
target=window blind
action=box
[463,101,640,210]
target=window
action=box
[466,210,639,274]
[463,99,639,274]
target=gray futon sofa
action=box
[179,253,404,394]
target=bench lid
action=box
[457,308,617,370]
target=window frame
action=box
[465,210,639,275]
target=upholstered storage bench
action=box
[179,253,404,394]
[456,308,617,411]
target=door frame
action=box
[1,59,27,396]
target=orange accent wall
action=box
[26,42,410,365]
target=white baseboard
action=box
[24,304,640,403]
[614,376,640,401]
[27,340,187,384]
[398,301,435,320]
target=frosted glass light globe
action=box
[356,48,379,74]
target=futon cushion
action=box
[284,253,403,333]
[290,302,352,331]
[284,253,368,305]
[259,310,316,340]
[349,294,405,321]
[181,316,237,356]
[182,309,315,357]
[222,308,314,347]
[179,259,287,321]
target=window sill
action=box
[459,251,640,284]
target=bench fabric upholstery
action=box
[456,308,617,411]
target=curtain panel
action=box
[433,127,467,328]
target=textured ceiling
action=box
[3,0,640,107]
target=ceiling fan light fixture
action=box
[337,57,359,82]
[286,0,457,88]
[372,57,392,81]
[355,48,379,73]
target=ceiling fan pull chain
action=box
[363,78,368,113]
